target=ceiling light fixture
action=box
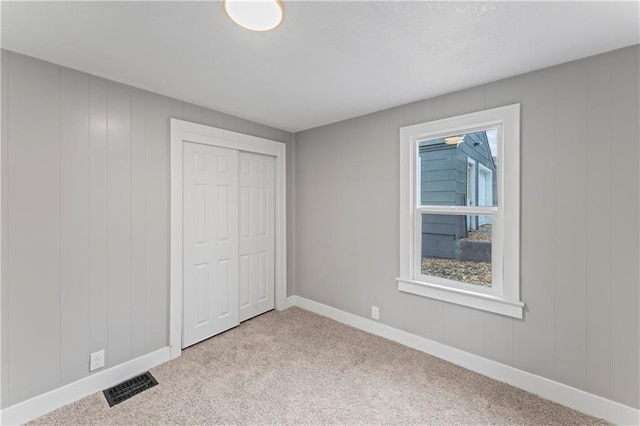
[223,0,284,32]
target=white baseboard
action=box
[289,295,640,426]
[0,347,170,426]
[3,299,638,425]
[280,296,296,310]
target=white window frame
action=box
[397,104,523,319]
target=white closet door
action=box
[183,142,239,348]
[238,152,275,322]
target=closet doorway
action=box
[170,119,286,357]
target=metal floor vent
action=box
[103,372,158,407]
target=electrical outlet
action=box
[371,305,380,320]
[90,350,105,372]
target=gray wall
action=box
[0,50,295,407]
[293,45,639,408]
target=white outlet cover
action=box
[371,306,380,320]
[90,350,105,371]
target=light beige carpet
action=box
[30,307,606,425]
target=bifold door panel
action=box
[182,142,275,348]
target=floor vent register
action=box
[103,372,159,407]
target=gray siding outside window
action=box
[419,132,496,259]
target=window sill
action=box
[396,278,524,319]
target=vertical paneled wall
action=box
[293,45,639,408]
[0,50,293,407]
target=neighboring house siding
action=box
[419,132,496,259]
[420,148,460,205]
[420,214,465,259]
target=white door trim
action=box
[170,118,286,360]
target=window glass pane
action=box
[421,213,492,287]
[418,129,498,207]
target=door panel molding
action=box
[170,119,286,359]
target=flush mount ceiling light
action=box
[224,0,284,32]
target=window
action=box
[397,104,523,318]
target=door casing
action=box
[170,118,287,360]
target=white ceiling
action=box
[2,1,639,133]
